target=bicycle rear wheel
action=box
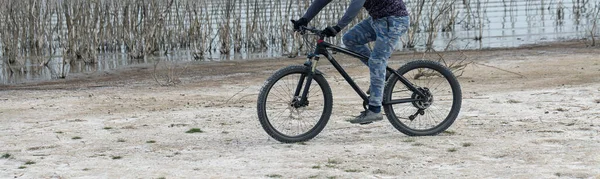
[257,65,332,143]
[383,60,462,136]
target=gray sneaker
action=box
[348,110,383,124]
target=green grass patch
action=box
[18,166,26,169]
[117,138,126,142]
[447,148,458,152]
[311,165,321,169]
[25,161,36,165]
[555,108,568,112]
[344,169,361,173]
[111,156,122,160]
[266,174,282,178]
[373,169,387,174]
[1,153,10,159]
[402,138,416,143]
[442,130,456,135]
[103,127,113,130]
[146,140,156,144]
[185,128,204,133]
[72,136,82,140]
[327,158,341,164]
[506,99,521,103]
[412,142,425,146]
[462,142,473,147]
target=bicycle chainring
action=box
[411,88,433,110]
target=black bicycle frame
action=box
[298,39,427,106]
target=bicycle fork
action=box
[292,56,320,108]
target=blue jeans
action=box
[342,16,409,108]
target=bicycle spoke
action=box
[385,61,461,135]
[263,72,325,137]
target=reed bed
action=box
[0,0,598,69]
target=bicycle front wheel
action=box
[257,65,332,143]
[383,60,462,136]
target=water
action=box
[1,0,599,84]
[451,0,594,49]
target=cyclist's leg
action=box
[368,16,409,108]
[342,17,376,65]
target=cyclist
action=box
[292,0,409,124]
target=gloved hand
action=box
[291,18,309,31]
[322,26,341,37]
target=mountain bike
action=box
[257,26,462,143]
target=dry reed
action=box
[0,0,598,68]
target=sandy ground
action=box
[1,42,600,178]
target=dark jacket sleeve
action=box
[302,0,366,29]
[302,0,333,21]
[336,0,366,29]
